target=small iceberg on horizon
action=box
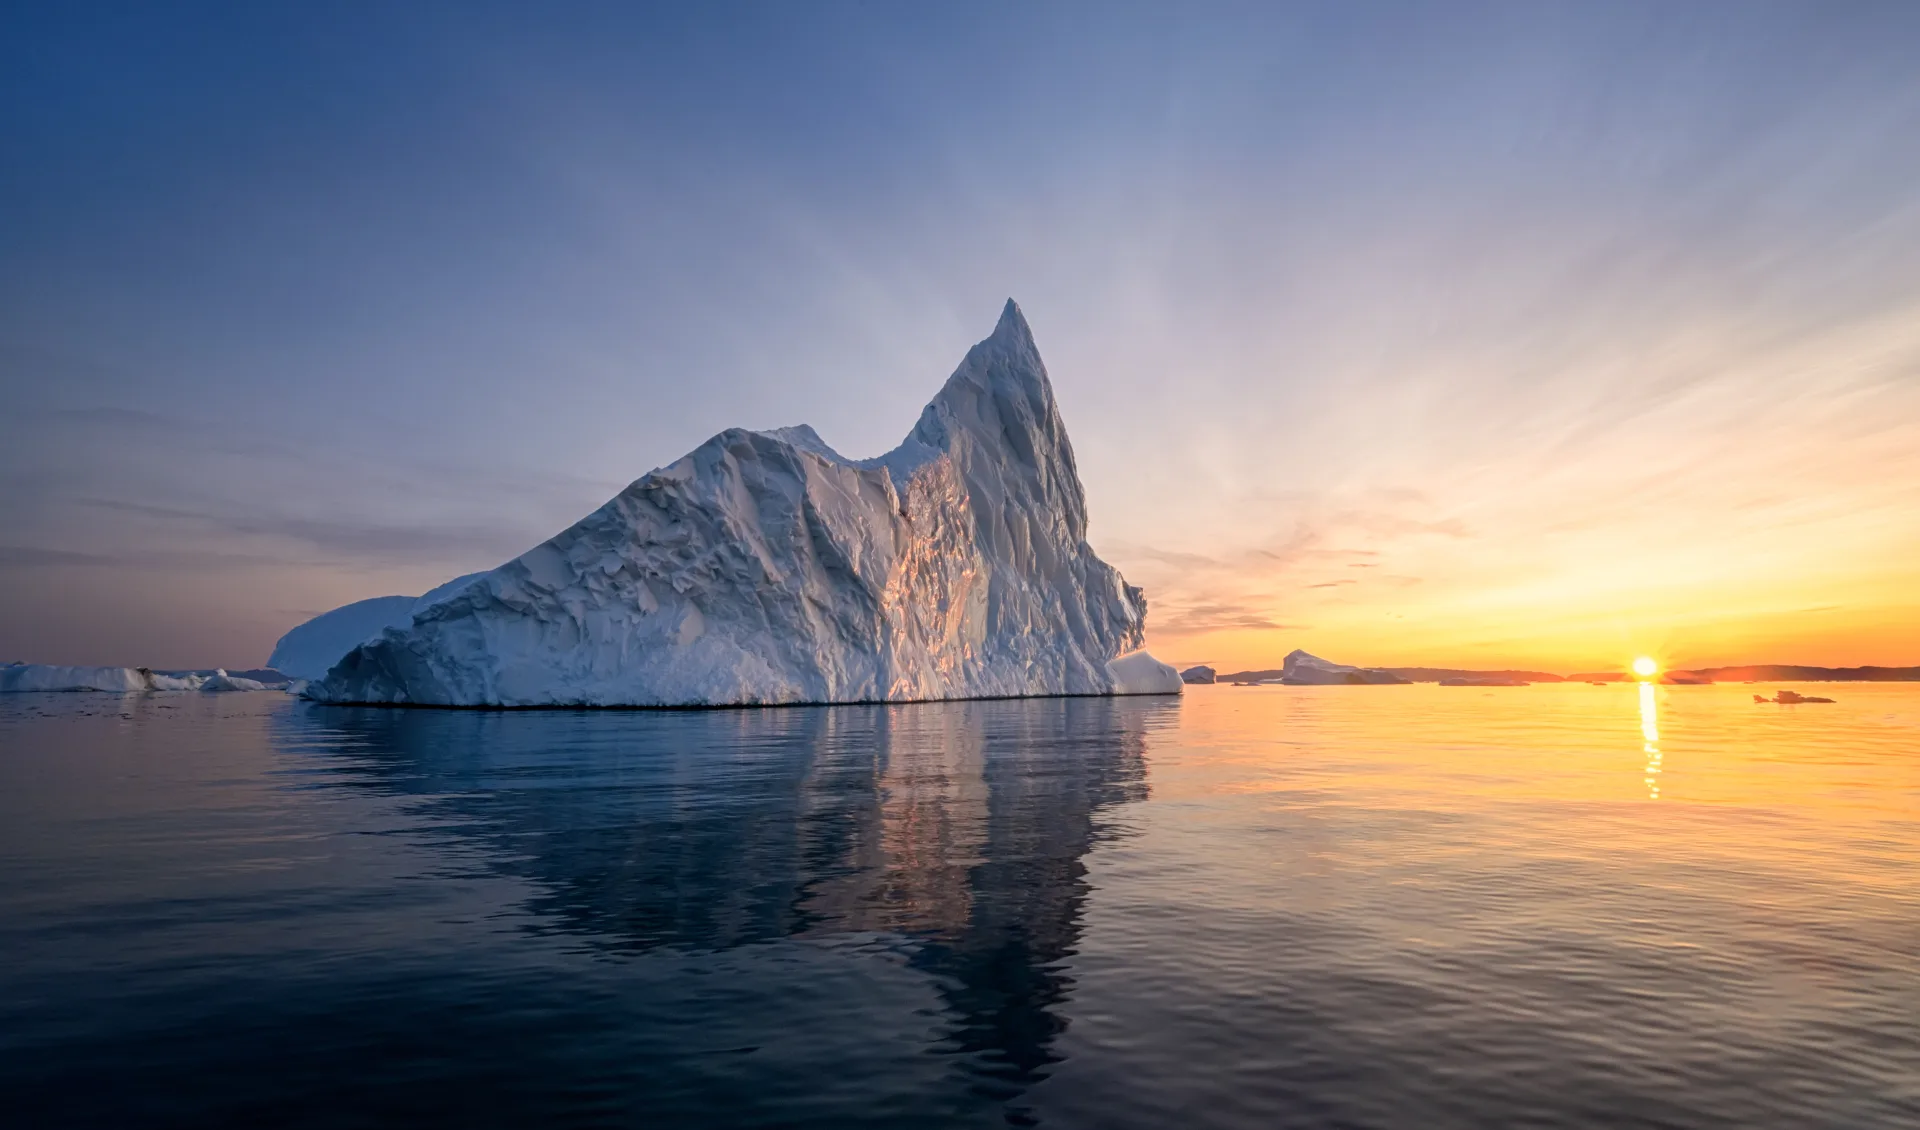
[1277,650,1410,686]
[1755,690,1835,704]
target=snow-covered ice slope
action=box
[268,596,415,681]
[268,573,488,680]
[308,301,1177,706]
[1106,652,1184,695]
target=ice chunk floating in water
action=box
[1106,652,1184,696]
[307,301,1178,707]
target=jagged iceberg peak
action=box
[754,424,846,462]
[879,299,1088,533]
[307,301,1172,707]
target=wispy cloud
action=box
[0,545,121,567]
[1150,600,1301,636]
[78,499,536,565]
[0,542,345,570]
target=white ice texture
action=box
[267,573,488,680]
[305,301,1178,706]
[1106,652,1184,695]
[199,670,271,692]
[268,597,414,681]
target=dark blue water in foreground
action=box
[1,686,1916,1127]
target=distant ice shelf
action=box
[300,300,1180,707]
[1276,649,1410,686]
[0,664,276,694]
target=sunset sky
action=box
[3,3,1918,671]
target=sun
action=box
[1631,656,1659,679]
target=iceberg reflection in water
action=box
[3,685,1917,1129]
[286,697,1160,1119]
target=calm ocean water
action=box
[0,683,1915,1128]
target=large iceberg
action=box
[307,301,1177,707]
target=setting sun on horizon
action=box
[6,6,1920,679]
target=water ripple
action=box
[0,684,1914,1126]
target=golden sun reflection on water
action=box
[1100,682,1920,1127]
[1640,681,1661,800]
[1164,681,1920,827]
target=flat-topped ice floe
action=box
[0,664,275,693]
[306,301,1179,707]
[0,664,154,694]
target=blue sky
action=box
[4,2,1919,669]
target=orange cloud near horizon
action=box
[1102,302,1920,676]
